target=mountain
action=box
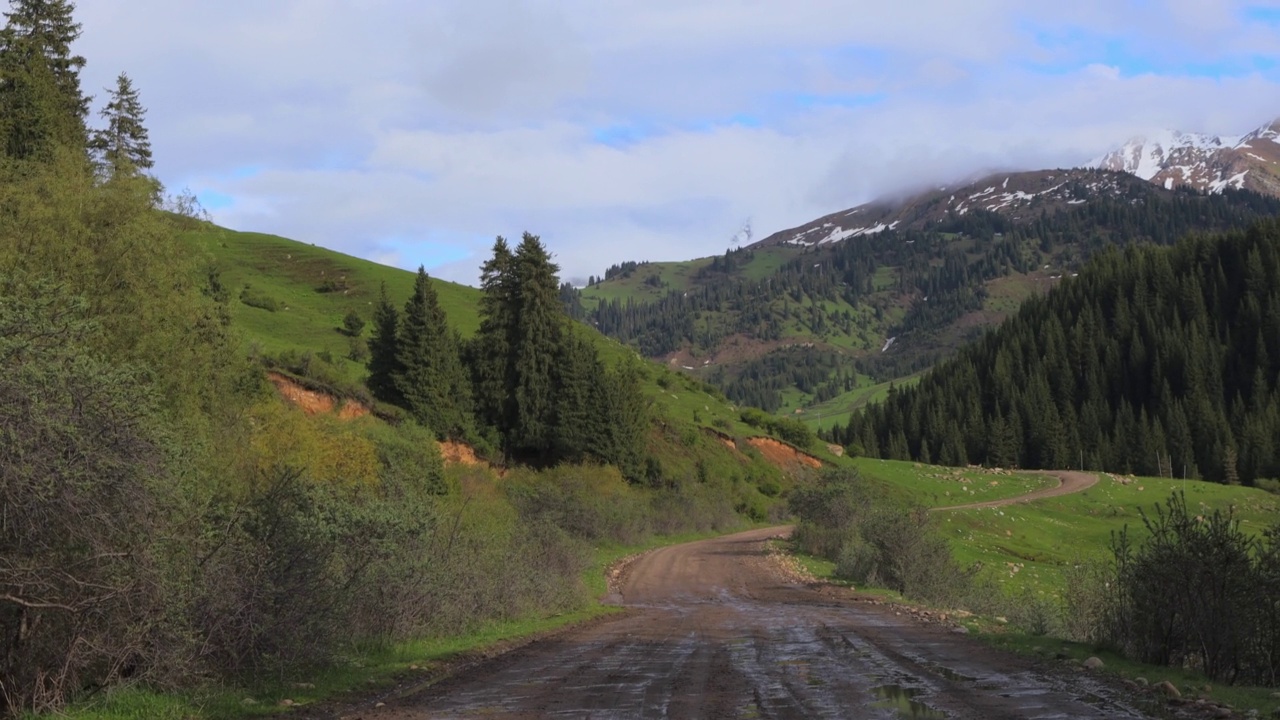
[839,220,1280,484]
[1091,118,1280,197]
[576,169,1280,427]
[748,168,1150,249]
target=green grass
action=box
[799,375,918,429]
[852,458,1057,509]
[940,473,1278,599]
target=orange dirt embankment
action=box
[439,440,486,467]
[745,436,823,470]
[267,372,370,419]
[267,372,494,470]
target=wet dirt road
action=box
[360,526,1149,720]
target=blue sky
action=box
[75,0,1280,284]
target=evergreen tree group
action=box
[839,221,1280,484]
[367,234,649,478]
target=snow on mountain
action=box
[749,117,1280,252]
[750,169,1142,249]
[1091,118,1280,197]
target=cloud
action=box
[71,0,1280,284]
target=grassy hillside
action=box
[184,223,845,485]
[186,226,480,382]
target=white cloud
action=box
[71,0,1280,284]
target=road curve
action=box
[932,470,1100,512]
[356,525,1149,719]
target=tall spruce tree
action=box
[90,72,151,177]
[507,233,562,461]
[366,283,401,404]
[550,331,602,463]
[395,267,473,440]
[0,0,88,157]
[468,237,516,441]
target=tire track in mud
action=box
[351,526,1151,719]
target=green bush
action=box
[790,468,969,604]
[239,285,279,312]
[1105,492,1280,684]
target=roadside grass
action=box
[786,534,1280,718]
[977,632,1280,717]
[939,473,1279,600]
[35,527,752,720]
[783,459,1280,717]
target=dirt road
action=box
[932,471,1099,512]
[355,524,1148,720]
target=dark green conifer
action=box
[366,283,401,404]
[0,0,89,156]
[89,72,151,177]
[507,233,562,461]
[395,267,473,440]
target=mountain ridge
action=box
[1090,117,1280,197]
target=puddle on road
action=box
[926,664,974,683]
[870,685,949,719]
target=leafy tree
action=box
[89,71,152,177]
[394,267,473,440]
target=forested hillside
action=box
[573,172,1280,420]
[0,3,803,715]
[836,221,1280,483]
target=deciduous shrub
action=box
[790,468,970,604]
[1101,492,1280,684]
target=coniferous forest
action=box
[836,221,1280,484]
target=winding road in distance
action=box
[334,471,1149,719]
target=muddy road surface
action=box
[355,525,1148,720]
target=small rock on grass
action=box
[1134,677,1149,687]
[1157,680,1181,698]
[1083,656,1104,670]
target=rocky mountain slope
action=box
[748,168,1146,249]
[1091,118,1280,197]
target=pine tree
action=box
[89,72,151,177]
[395,267,472,440]
[366,283,401,404]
